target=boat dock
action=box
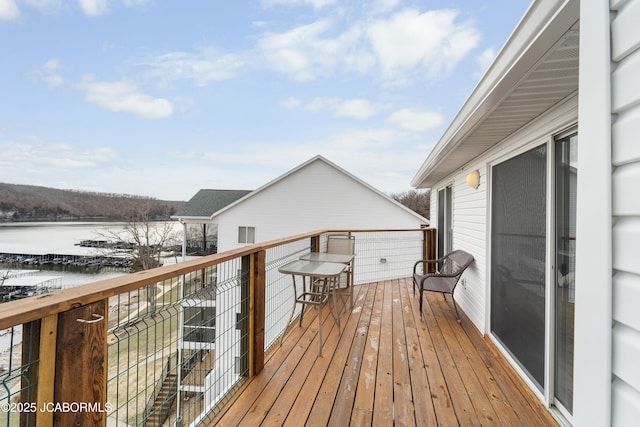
[0,270,63,301]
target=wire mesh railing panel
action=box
[106,256,249,427]
[264,239,311,351]
[107,275,183,427]
[350,231,425,284]
[0,324,38,427]
[0,229,432,427]
[180,257,248,427]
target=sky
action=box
[0,0,531,201]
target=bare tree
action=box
[186,223,217,255]
[97,203,180,317]
[390,189,431,219]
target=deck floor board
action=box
[206,279,558,427]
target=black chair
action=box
[412,250,474,323]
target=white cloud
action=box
[23,0,63,13]
[387,108,444,133]
[366,9,480,84]
[16,0,145,16]
[194,126,424,194]
[281,97,301,109]
[139,48,245,87]
[255,7,479,85]
[32,59,65,88]
[128,6,479,88]
[0,140,117,170]
[371,0,400,14]
[257,20,343,81]
[78,78,173,119]
[262,0,336,9]
[0,0,20,20]
[334,99,382,119]
[121,0,146,6]
[285,97,386,119]
[77,0,109,16]
[475,47,496,78]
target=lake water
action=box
[0,221,180,287]
[0,221,185,352]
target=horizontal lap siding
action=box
[452,168,487,332]
[611,0,640,424]
[429,173,488,332]
[429,98,578,336]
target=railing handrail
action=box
[0,230,329,330]
[0,227,435,426]
[0,228,431,330]
[0,228,432,330]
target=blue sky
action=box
[0,0,530,201]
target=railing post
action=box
[20,319,44,427]
[252,250,266,375]
[240,255,251,377]
[241,249,266,378]
[423,228,437,273]
[53,300,107,426]
[311,234,321,252]
[36,314,58,427]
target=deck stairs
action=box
[144,371,178,426]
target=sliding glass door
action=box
[554,133,577,413]
[491,145,547,388]
[490,133,578,416]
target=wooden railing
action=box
[0,228,435,427]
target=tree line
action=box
[390,189,430,219]
[0,182,185,222]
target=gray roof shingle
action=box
[173,189,252,218]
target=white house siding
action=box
[429,96,578,335]
[215,159,427,251]
[611,0,640,423]
[451,169,487,330]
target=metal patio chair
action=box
[412,249,474,323]
[326,234,355,311]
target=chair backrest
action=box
[326,234,355,255]
[440,250,474,277]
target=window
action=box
[238,226,255,244]
[437,185,452,258]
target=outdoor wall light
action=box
[379,258,387,264]
[466,170,480,189]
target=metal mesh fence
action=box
[0,323,38,427]
[0,229,430,426]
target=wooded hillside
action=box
[0,183,185,221]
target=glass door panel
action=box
[491,145,547,389]
[554,133,577,413]
[437,186,452,258]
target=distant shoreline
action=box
[0,216,174,224]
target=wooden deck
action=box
[205,278,558,426]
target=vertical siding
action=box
[611,0,640,424]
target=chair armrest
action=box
[413,258,442,274]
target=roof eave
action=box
[411,0,579,189]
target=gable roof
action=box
[172,189,252,219]
[210,155,429,223]
[411,0,579,188]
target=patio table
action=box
[279,259,346,356]
[299,252,355,311]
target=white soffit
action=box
[412,0,579,188]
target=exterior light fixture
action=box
[466,170,480,189]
